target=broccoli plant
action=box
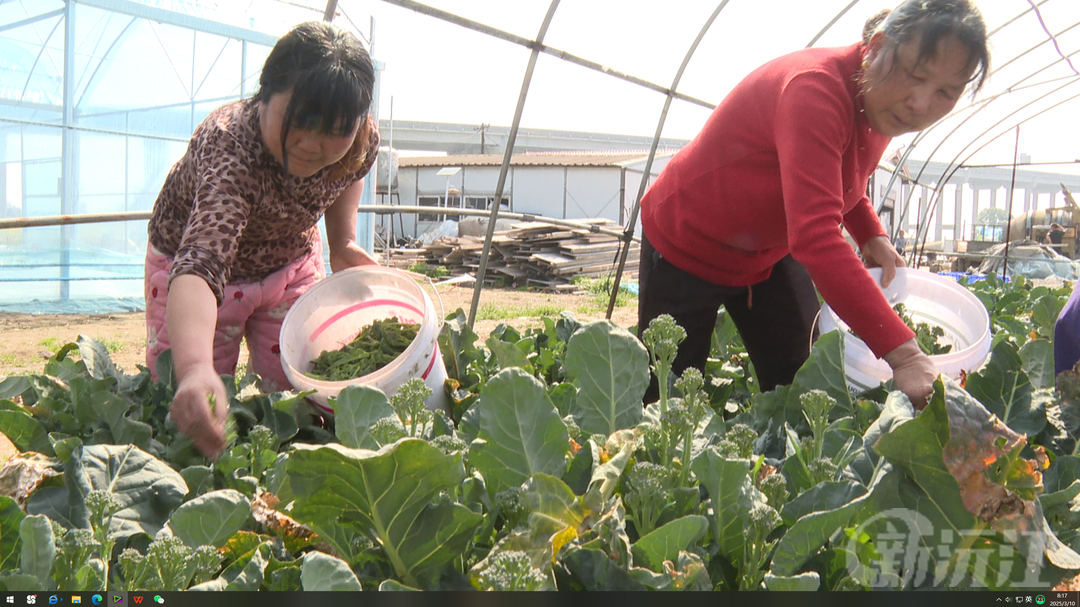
[118,536,221,591]
[474,550,547,591]
[369,416,408,446]
[715,423,757,459]
[740,504,782,590]
[50,525,104,591]
[672,367,709,486]
[794,390,851,484]
[758,472,789,507]
[390,379,434,438]
[642,315,687,461]
[85,490,121,589]
[213,424,278,496]
[623,461,671,537]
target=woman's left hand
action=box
[329,241,380,271]
[861,235,906,289]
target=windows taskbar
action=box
[2,591,1077,607]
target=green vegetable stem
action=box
[307,317,421,381]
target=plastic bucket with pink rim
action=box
[279,265,449,416]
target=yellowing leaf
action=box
[550,525,577,562]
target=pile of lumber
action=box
[385,219,639,291]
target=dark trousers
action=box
[637,234,821,400]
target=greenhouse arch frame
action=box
[2,0,1080,323]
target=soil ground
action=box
[0,283,638,378]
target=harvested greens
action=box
[893,302,953,355]
[307,317,420,381]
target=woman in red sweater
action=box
[639,0,989,406]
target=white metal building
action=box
[383,151,676,239]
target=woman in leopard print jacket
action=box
[145,21,380,458]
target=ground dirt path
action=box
[0,283,638,378]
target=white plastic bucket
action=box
[279,266,450,415]
[817,267,991,395]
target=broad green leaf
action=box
[288,440,481,589]
[780,480,868,526]
[165,489,251,548]
[1046,456,1080,494]
[790,331,855,416]
[47,433,82,463]
[1032,294,1066,338]
[548,382,576,417]
[27,445,188,541]
[247,394,300,447]
[764,571,821,591]
[0,572,43,591]
[873,390,969,520]
[770,494,868,576]
[1020,339,1054,390]
[74,335,115,378]
[0,378,31,401]
[438,308,482,382]
[268,565,301,591]
[378,579,420,591]
[90,391,152,449]
[1039,479,1080,510]
[965,340,1046,436]
[559,547,647,591]
[628,551,712,591]
[0,496,24,571]
[583,441,634,512]
[0,401,53,456]
[300,551,362,591]
[19,515,54,588]
[804,548,870,590]
[630,515,708,573]
[179,466,214,499]
[220,542,271,591]
[522,473,589,537]
[564,321,647,435]
[469,368,569,495]
[334,385,394,450]
[561,438,593,496]
[870,386,1024,589]
[486,337,533,373]
[691,449,757,566]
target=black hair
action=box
[254,21,375,177]
[863,9,892,43]
[867,0,990,97]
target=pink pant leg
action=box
[243,247,326,392]
[144,244,248,380]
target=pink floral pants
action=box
[144,245,326,392]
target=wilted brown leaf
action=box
[252,492,319,553]
[756,462,778,485]
[940,379,1080,570]
[0,452,62,506]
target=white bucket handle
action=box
[397,269,445,325]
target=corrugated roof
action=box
[397,150,678,169]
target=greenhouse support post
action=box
[606,1,730,319]
[467,0,561,329]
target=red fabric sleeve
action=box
[774,72,913,358]
[843,195,889,247]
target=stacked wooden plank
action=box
[388,220,639,290]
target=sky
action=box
[327,0,1080,176]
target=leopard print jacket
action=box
[147,98,380,305]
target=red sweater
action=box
[642,43,914,358]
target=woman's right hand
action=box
[883,338,938,409]
[170,363,228,459]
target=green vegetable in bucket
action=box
[306,317,421,381]
[893,303,952,356]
